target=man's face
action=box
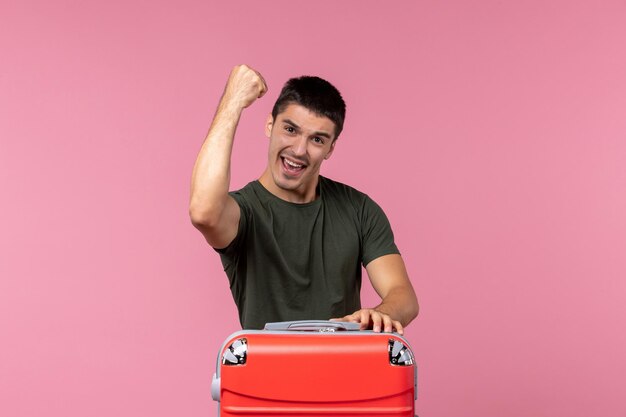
[261,103,337,202]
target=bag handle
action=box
[264,320,361,332]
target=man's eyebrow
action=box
[312,130,332,139]
[282,118,332,138]
[282,119,300,129]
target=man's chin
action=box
[275,178,301,191]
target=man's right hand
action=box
[221,64,268,110]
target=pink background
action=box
[1,1,625,416]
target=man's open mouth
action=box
[281,157,306,174]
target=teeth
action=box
[284,158,303,168]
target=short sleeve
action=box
[360,196,400,266]
[213,191,249,271]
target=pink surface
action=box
[1,1,625,416]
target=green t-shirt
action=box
[216,176,400,329]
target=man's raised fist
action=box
[222,64,268,109]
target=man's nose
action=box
[292,135,307,156]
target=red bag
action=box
[211,320,418,417]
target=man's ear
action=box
[265,114,274,138]
[325,139,337,160]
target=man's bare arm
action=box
[332,254,419,334]
[189,65,267,248]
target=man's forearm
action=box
[374,286,419,327]
[189,100,243,224]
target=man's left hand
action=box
[331,309,404,335]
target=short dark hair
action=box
[271,76,346,139]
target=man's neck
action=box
[258,170,319,204]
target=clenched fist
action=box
[221,64,268,109]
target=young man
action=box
[190,65,418,333]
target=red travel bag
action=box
[211,320,418,417]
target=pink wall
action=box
[1,1,625,416]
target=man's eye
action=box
[312,137,324,144]
[285,126,295,134]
